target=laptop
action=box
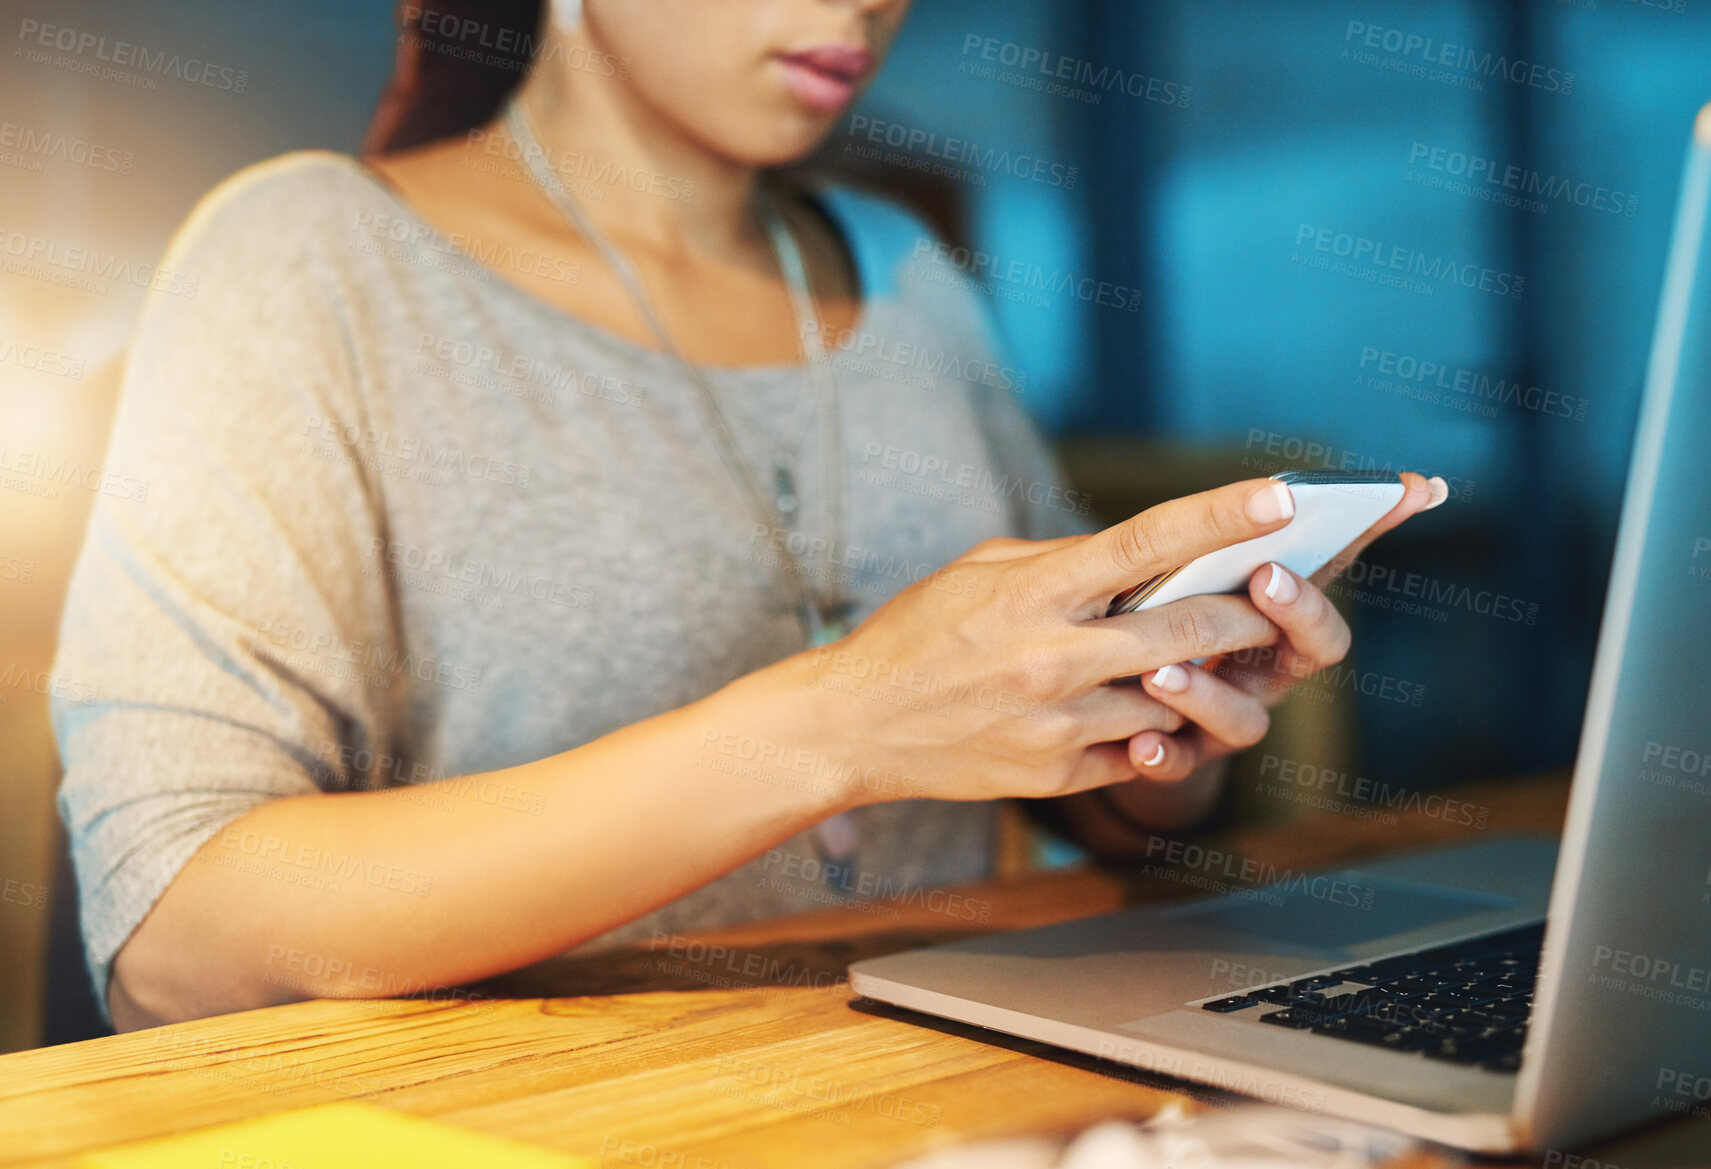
[848,104,1711,1154]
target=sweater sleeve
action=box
[50,155,402,1014]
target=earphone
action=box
[551,0,583,33]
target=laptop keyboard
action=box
[1199,922,1544,1073]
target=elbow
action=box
[105,948,178,1032]
[105,916,294,1031]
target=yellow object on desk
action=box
[77,1100,596,1169]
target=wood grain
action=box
[2,773,1698,1169]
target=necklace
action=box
[503,97,853,648]
[504,97,863,873]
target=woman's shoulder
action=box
[125,153,399,415]
[164,150,395,274]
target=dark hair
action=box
[364,1,546,155]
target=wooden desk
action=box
[1,773,1705,1169]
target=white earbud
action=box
[551,0,583,33]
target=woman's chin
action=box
[653,82,858,170]
[725,117,849,170]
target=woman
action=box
[52,0,1442,1032]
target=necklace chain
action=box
[503,96,850,645]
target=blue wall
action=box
[862,0,1711,785]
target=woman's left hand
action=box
[1099,471,1447,828]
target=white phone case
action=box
[1105,471,1406,616]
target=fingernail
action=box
[1264,562,1299,604]
[1246,481,1295,525]
[1425,476,1449,510]
[1142,741,1166,768]
[1151,663,1189,693]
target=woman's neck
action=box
[513,28,767,260]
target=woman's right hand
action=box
[773,478,1305,806]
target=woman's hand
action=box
[1093,472,1447,833]
[772,477,1314,807]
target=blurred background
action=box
[1,0,1705,1052]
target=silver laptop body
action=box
[848,105,1711,1154]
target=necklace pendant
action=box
[805,602,852,648]
[773,461,798,516]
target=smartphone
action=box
[1105,470,1406,617]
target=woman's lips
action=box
[777,45,872,113]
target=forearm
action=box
[109,662,850,1029]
